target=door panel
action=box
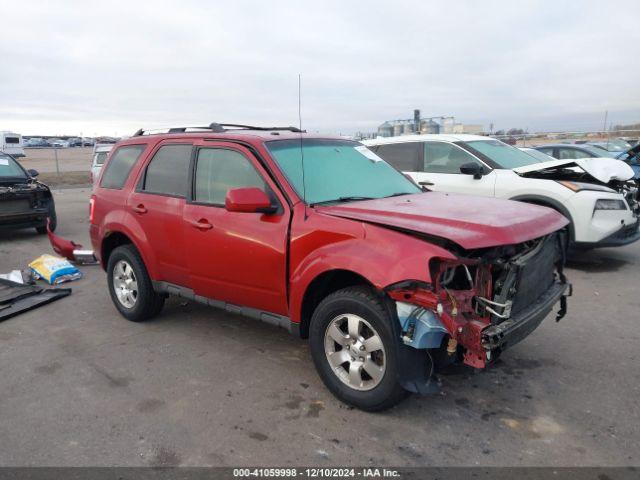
[184,143,290,315]
[126,142,192,286]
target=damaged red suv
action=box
[90,124,570,411]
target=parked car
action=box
[0,131,25,158]
[82,137,95,147]
[587,140,631,155]
[616,143,640,180]
[49,138,69,148]
[25,137,50,148]
[90,124,571,411]
[365,135,639,249]
[0,152,57,234]
[90,144,113,184]
[68,137,83,147]
[533,143,620,159]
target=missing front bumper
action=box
[481,280,570,351]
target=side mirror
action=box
[225,187,276,214]
[459,162,484,179]
[28,169,39,177]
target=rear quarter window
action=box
[100,145,147,189]
[374,143,421,171]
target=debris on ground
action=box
[0,270,24,284]
[47,221,98,264]
[29,254,82,285]
[0,278,71,322]
[0,269,36,285]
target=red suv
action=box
[90,124,570,411]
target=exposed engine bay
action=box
[518,161,640,213]
[387,232,570,371]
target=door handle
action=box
[132,204,147,214]
[419,180,434,186]
[189,218,213,231]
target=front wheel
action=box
[309,286,407,411]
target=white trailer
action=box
[0,131,25,158]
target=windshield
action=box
[266,139,420,205]
[0,154,27,179]
[94,152,108,165]
[464,140,541,168]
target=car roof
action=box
[115,129,347,146]
[363,133,490,145]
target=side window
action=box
[558,148,590,160]
[194,148,266,205]
[375,143,420,171]
[538,147,556,158]
[141,144,192,197]
[423,142,481,174]
[100,145,146,189]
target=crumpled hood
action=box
[514,158,634,183]
[316,192,568,250]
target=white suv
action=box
[364,134,639,249]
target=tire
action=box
[309,286,408,411]
[35,201,57,234]
[107,244,164,322]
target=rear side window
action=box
[194,148,265,205]
[100,145,146,189]
[537,147,556,158]
[141,144,192,197]
[374,143,421,171]
[5,136,20,144]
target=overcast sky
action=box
[1,0,639,136]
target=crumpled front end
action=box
[387,232,570,370]
[0,182,52,230]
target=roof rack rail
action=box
[132,123,304,137]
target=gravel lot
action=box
[0,188,638,467]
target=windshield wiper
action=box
[311,196,376,206]
[384,192,413,198]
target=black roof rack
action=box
[132,123,304,137]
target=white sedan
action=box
[364,134,639,249]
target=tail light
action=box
[89,195,96,224]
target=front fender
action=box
[289,222,456,323]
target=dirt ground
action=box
[18,147,94,174]
[0,188,638,467]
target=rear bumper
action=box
[481,280,570,351]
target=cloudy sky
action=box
[1,0,639,136]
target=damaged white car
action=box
[365,135,640,249]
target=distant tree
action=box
[507,128,524,135]
[494,129,505,136]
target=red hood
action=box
[316,192,568,250]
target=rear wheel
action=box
[107,245,164,322]
[309,286,407,411]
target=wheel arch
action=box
[298,269,375,339]
[510,194,575,242]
